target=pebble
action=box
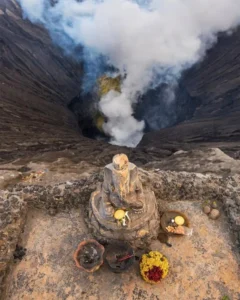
[211,201,218,209]
[209,209,220,220]
[48,208,57,216]
[203,205,211,214]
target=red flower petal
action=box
[145,266,163,282]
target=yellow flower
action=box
[140,251,169,284]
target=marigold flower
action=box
[140,251,169,284]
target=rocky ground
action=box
[3,203,240,300]
[0,148,240,299]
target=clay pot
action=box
[161,210,190,235]
[73,239,105,272]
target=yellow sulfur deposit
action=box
[93,75,121,133]
[98,75,121,96]
[94,112,105,132]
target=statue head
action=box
[112,154,129,171]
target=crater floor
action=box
[4,201,240,300]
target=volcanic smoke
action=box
[18,0,240,146]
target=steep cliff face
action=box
[0,0,84,162]
[140,29,240,156]
[0,1,148,165]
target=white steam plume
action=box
[18,0,240,146]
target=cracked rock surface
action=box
[0,192,27,295]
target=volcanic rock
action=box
[139,29,240,156]
[1,2,240,164]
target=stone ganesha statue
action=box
[100,154,144,218]
[88,154,160,245]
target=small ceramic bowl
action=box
[161,210,190,235]
[73,239,105,272]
